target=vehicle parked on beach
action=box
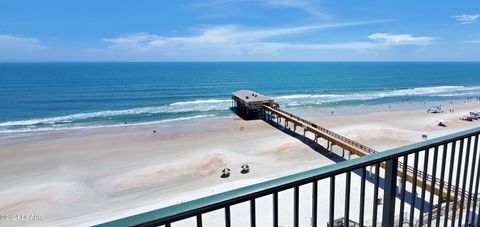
[461,115,475,121]
[428,106,442,113]
[470,111,480,119]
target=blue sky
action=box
[0,0,479,61]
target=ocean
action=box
[1,62,480,134]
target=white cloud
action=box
[452,14,480,24]
[368,33,437,45]
[0,34,46,61]
[462,39,480,44]
[259,0,327,18]
[103,21,384,51]
[0,34,45,51]
[250,41,382,52]
[193,0,327,18]
[97,23,440,60]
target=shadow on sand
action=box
[264,117,432,213]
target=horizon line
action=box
[1,60,480,64]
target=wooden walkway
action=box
[263,105,472,203]
[263,105,376,157]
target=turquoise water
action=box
[1,62,480,133]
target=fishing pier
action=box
[232,90,473,219]
[97,90,480,227]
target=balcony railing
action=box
[95,126,480,227]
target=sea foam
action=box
[1,85,478,133]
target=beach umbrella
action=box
[221,168,231,178]
[241,163,250,174]
[222,168,230,174]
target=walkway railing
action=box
[267,105,473,206]
[95,127,480,227]
[269,107,377,154]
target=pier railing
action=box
[266,105,473,207]
[269,107,377,154]
[95,127,480,227]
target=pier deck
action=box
[263,105,470,202]
[95,92,480,227]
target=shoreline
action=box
[1,98,475,143]
[1,99,480,226]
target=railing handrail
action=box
[94,126,480,227]
[269,105,474,201]
[267,106,377,154]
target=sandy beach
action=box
[1,100,480,226]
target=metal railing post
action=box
[382,159,398,227]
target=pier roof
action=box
[232,90,273,103]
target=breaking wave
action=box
[0,99,231,128]
[1,85,478,133]
[276,86,480,107]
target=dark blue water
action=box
[1,62,480,133]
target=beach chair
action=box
[437,120,447,127]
